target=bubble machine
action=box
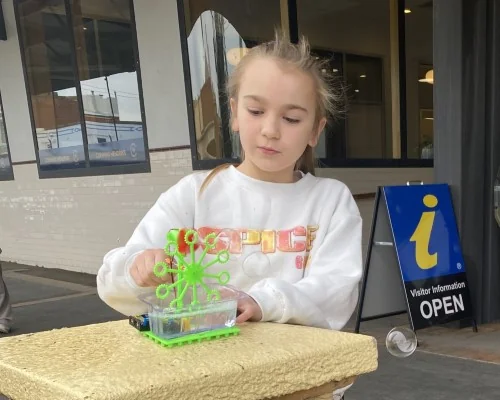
[130,228,241,348]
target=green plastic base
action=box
[143,326,240,348]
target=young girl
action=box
[97,32,362,399]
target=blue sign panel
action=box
[382,184,474,330]
[383,184,465,282]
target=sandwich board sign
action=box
[354,183,476,333]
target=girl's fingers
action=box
[130,262,141,286]
[142,258,157,286]
[236,306,253,324]
[154,253,173,283]
[135,262,150,287]
[131,249,173,287]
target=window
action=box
[178,0,282,168]
[405,0,433,159]
[0,92,13,181]
[16,0,149,178]
[178,0,433,168]
[299,0,394,162]
[312,50,387,160]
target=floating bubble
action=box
[386,327,417,358]
[212,229,241,261]
[214,228,238,243]
[242,252,271,278]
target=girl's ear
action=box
[230,98,239,132]
[309,117,327,147]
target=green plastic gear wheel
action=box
[153,229,231,309]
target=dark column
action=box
[434,0,500,325]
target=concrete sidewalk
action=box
[1,261,499,399]
[347,312,500,365]
[1,261,122,335]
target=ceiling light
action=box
[404,8,411,14]
[360,74,366,78]
[419,69,434,84]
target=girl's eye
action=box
[248,109,263,116]
[284,117,300,124]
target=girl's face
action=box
[230,57,326,183]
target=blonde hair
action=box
[200,31,342,194]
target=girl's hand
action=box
[218,286,263,323]
[236,294,263,324]
[130,249,174,287]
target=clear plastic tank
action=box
[139,284,239,340]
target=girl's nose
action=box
[261,115,280,140]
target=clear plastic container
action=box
[139,284,239,340]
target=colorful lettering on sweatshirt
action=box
[196,225,319,269]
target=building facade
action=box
[0,0,434,276]
[1,0,497,324]
[17,0,500,324]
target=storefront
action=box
[0,1,495,322]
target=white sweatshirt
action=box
[96,166,363,331]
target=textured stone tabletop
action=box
[0,320,378,400]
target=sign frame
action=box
[354,183,477,334]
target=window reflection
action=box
[188,11,243,159]
[312,50,345,160]
[18,0,86,170]
[345,54,385,158]
[17,0,147,172]
[74,0,146,166]
[406,0,433,159]
[298,0,393,160]
[183,0,281,160]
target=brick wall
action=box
[0,149,192,274]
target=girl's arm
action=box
[96,175,195,316]
[247,194,363,331]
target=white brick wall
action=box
[0,149,193,274]
[0,151,432,274]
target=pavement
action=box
[1,260,500,399]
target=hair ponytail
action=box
[199,163,235,196]
[295,145,317,176]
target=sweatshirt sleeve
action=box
[247,187,363,331]
[96,175,196,316]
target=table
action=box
[0,320,378,399]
